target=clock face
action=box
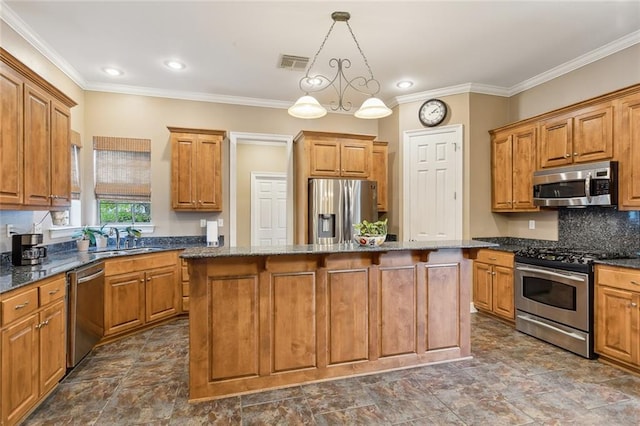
[419,99,447,127]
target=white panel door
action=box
[403,125,462,241]
[251,173,288,246]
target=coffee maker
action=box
[12,234,47,266]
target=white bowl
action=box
[353,234,386,247]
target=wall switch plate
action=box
[528,220,536,230]
[200,219,207,228]
[6,224,13,238]
[218,218,223,227]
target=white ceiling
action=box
[2,1,640,110]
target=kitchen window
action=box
[93,136,152,224]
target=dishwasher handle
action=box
[77,269,104,283]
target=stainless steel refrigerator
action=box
[308,178,378,245]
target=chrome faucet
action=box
[110,227,121,249]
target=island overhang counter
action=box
[181,240,496,401]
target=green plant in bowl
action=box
[353,219,387,247]
[72,225,107,245]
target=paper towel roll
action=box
[206,221,219,247]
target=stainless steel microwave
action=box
[533,161,617,207]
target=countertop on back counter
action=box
[0,243,198,294]
[180,239,498,259]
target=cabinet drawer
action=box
[105,251,178,276]
[596,265,640,292]
[475,249,514,268]
[39,275,66,305]
[2,287,38,325]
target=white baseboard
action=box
[470,302,478,314]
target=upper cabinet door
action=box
[539,115,573,168]
[618,91,640,210]
[196,135,222,211]
[309,138,341,177]
[491,131,513,211]
[340,140,371,177]
[0,62,24,205]
[511,125,537,210]
[50,100,71,207]
[573,103,614,163]
[171,133,197,209]
[23,83,51,206]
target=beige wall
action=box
[509,44,640,121]
[83,91,377,241]
[236,144,288,246]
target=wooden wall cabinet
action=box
[539,102,614,168]
[490,124,538,212]
[1,274,67,426]
[294,131,377,244]
[103,251,180,337]
[169,127,225,211]
[1,49,75,209]
[595,265,640,372]
[371,141,389,212]
[472,249,515,322]
[617,91,640,210]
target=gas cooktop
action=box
[514,247,630,265]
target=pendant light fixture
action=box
[288,11,392,120]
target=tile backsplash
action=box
[558,208,640,253]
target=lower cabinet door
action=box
[493,266,515,320]
[39,300,66,395]
[145,266,179,323]
[596,285,638,365]
[2,314,39,426]
[104,272,145,336]
[473,262,493,311]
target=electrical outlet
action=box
[528,220,535,230]
[200,219,207,228]
[218,218,223,227]
[6,224,14,238]
[33,222,43,234]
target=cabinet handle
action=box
[140,279,144,283]
[631,302,638,308]
[573,153,578,156]
[48,289,59,295]
[492,272,496,276]
[630,280,639,286]
[489,257,497,261]
[14,301,29,310]
[147,277,151,282]
[564,153,571,158]
[35,323,42,330]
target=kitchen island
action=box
[181,240,495,401]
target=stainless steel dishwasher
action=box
[67,261,105,368]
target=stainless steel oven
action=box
[515,262,592,358]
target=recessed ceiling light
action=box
[103,67,123,76]
[396,80,413,89]
[165,60,186,70]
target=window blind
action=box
[93,136,151,202]
[70,131,81,200]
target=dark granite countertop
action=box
[0,243,197,295]
[594,258,640,270]
[180,239,498,259]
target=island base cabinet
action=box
[188,249,471,401]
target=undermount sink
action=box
[93,247,160,257]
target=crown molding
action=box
[508,29,640,96]
[3,1,638,109]
[85,81,292,109]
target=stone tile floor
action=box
[25,313,640,425]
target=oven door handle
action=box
[517,314,587,341]
[584,173,591,201]
[516,266,585,282]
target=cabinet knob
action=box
[147,277,151,282]
[573,153,578,156]
[631,302,638,308]
[489,257,497,261]
[630,280,639,286]
[492,272,496,276]
[48,289,59,295]
[564,153,570,158]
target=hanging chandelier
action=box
[288,11,392,120]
